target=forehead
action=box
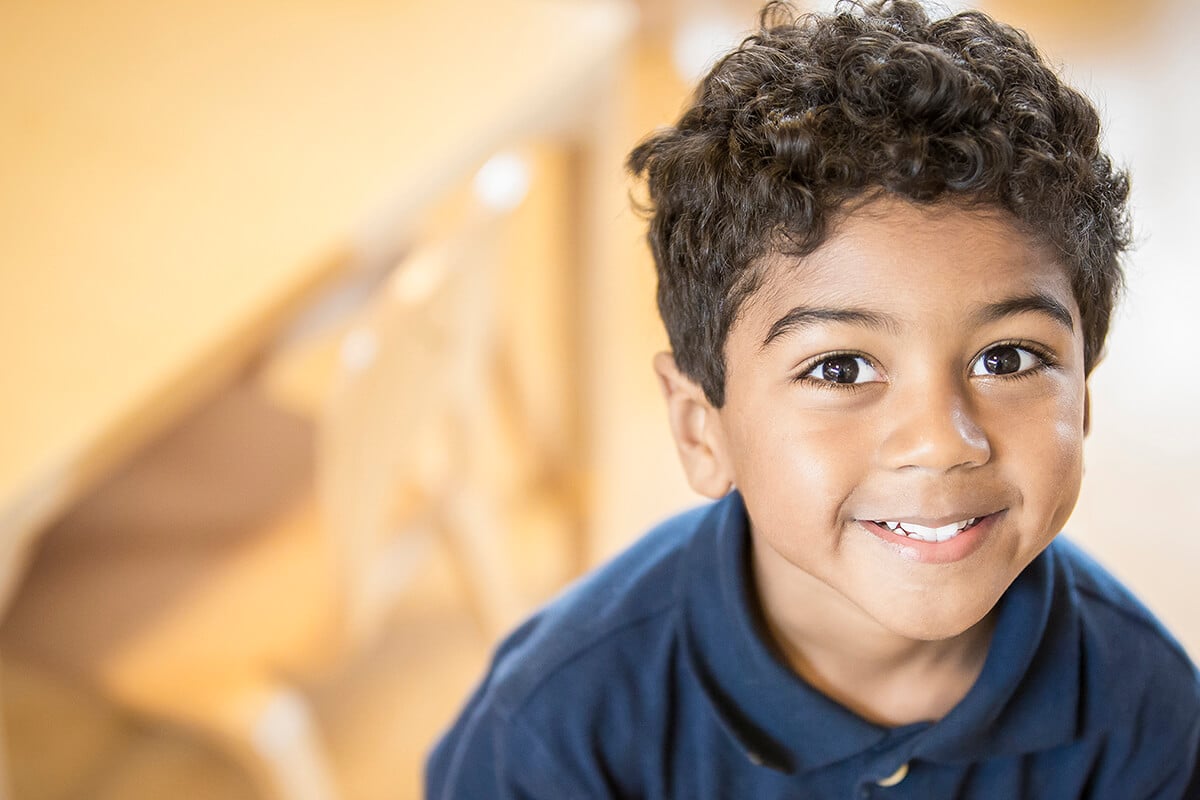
[737,199,1078,333]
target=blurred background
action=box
[0,0,1195,798]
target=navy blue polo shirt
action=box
[426,492,1200,798]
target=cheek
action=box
[729,406,874,540]
[1005,386,1086,529]
[1045,416,1085,522]
[741,402,871,479]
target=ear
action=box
[1083,383,1091,436]
[652,352,735,499]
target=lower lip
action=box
[860,513,1002,564]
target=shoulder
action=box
[1047,537,1200,761]
[1049,536,1196,681]
[426,501,718,797]
[455,500,719,732]
[484,501,711,715]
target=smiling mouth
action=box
[871,517,985,544]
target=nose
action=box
[878,379,991,472]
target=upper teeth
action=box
[879,518,977,543]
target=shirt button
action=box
[875,762,909,787]
[745,750,764,766]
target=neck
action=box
[751,541,997,727]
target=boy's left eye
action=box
[970,345,1042,376]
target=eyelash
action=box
[791,340,1059,391]
[791,350,876,392]
[977,339,1059,380]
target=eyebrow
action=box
[758,292,1074,351]
[972,292,1075,331]
[760,306,897,350]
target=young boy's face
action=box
[662,197,1088,642]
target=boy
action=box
[427,1,1200,796]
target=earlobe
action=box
[652,352,735,499]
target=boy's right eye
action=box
[801,354,881,385]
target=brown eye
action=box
[971,345,1039,376]
[821,356,859,383]
[803,354,880,385]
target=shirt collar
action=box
[677,491,1081,775]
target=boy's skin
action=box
[655,195,1087,727]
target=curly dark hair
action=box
[628,0,1131,407]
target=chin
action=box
[876,598,998,642]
